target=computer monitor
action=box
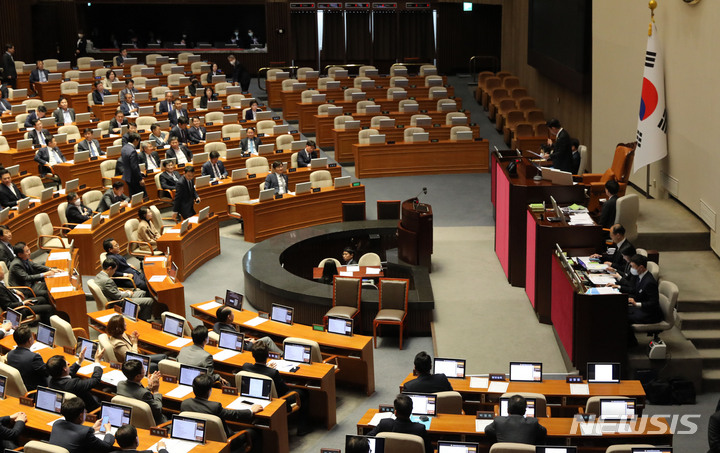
[499,397,536,417]
[283,342,312,364]
[231,168,247,180]
[0,375,6,399]
[162,315,184,336]
[327,316,353,336]
[437,441,479,453]
[35,386,64,414]
[36,323,55,347]
[345,435,385,453]
[509,362,543,382]
[587,362,621,383]
[271,303,293,325]
[536,447,578,453]
[240,375,272,401]
[170,414,207,444]
[76,337,99,361]
[599,398,636,421]
[109,201,121,217]
[168,261,179,282]
[403,392,437,416]
[99,401,132,431]
[122,299,139,321]
[130,192,143,207]
[218,331,244,352]
[65,178,79,193]
[295,181,311,194]
[433,358,466,379]
[630,449,672,453]
[124,352,150,376]
[4,308,21,329]
[225,290,243,310]
[179,364,208,387]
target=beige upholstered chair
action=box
[450,126,472,140]
[428,86,448,99]
[356,100,375,114]
[577,145,589,174]
[375,432,424,453]
[584,396,634,416]
[354,76,371,89]
[88,281,121,316]
[327,66,344,77]
[80,190,103,212]
[21,176,45,198]
[43,59,59,71]
[281,79,296,91]
[386,87,407,99]
[632,280,679,345]
[390,65,407,77]
[389,76,408,87]
[50,315,87,349]
[437,99,457,111]
[605,445,657,453]
[0,136,10,152]
[161,311,193,336]
[160,63,174,76]
[419,64,437,76]
[373,278,409,349]
[23,441,70,453]
[227,94,246,108]
[34,213,71,250]
[358,252,381,266]
[191,97,202,109]
[358,129,379,145]
[23,98,44,110]
[343,87,362,101]
[283,337,322,363]
[97,333,118,361]
[256,120,275,136]
[227,186,250,220]
[499,392,549,417]
[158,359,181,377]
[296,67,314,80]
[436,391,464,414]
[334,115,351,130]
[177,52,193,64]
[0,361,28,397]
[324,276,362,322]
[404,127,425,142]
[317,77,334,90]
[446,112,467,125]
[111,395,158,428]
[132,77,148,89]
[191,61,204,73]
[205,111,224,124]
[76,57,93,70]
[222,124,244,140]
[130,64,147,76]
[319,258,342,269]
[358,66,376,77]
[124,219,162,257]
[204,142,227,158]
[614,194,640,243]
[100,160,117,189]
[398,100,419,112]
[58,125,81,141]
[136,116,156,130]
[246,156,269,175]
[60,81,79,95]
[370,116,390,129]
[310,170,332,188]
[425,75,443,87]
[290,152,299,169]
[488,443,535,453]
[151,86,168,98]
[275,134,294,150]
[266,68,283,81]
[317,103,335,117]
[64,70,80,80]
[167,74,182,86]
[301,89,319,103]
[410,114,431,127]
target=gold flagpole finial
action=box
[648,0,657,36]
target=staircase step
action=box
[684,330,720,348]
[698,349,720,368]
[703,369,720,392]
[677,300,720,313]
[678,312,720,329]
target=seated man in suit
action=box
[596,180,620,229]
[240,127,262,154]
[170,117,191,145]
[119,79,138,101]
[0,260,54,323]
[34,135,66,177]
[91,81,108,105]
[158,91,174,114]
[117,358,167,425]
[202,150,227,179]
[65,192,93,225]
[159,159,182,190]
[77,127,104,157]
[264,161,288,195]
[627,254,662,324]
[103,236,148,292]
[181,374,262,453]
[0,89,10,114]
[28,60,49,91]
[109,109,128,134]
[9,242,57,301]
[52,96,76,126]
[0,410,25,450]
[148,123,169,148]
[0,225,15,265]
[139,140,161,173]
[120,92,139,117]
[0,168,24,208]
[245,100,262,121]
[97,180,129,212]
[177,325,230,385]
[403,351,453,393]
[342,247,357,265]
[214,306,283,355]
[166,135,193,165]
[592,223,634,271]
[48,397,115,453]
[368,394,431,453]
[297,140,317,168]
[6,325,49,391]
[24,105,47,128]
[484,394,547,445]
[188,116,206,144]
[115,425,167,453]
[47,345,105,412]
[168,98,188,126]
[28,117,52,146]
[96,258,153,320]
[242,341,312,435]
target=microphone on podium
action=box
[412,187,429,212]
[413,187,428,200]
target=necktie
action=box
[39,133,46,146]
[213,163,220,179]
[249,139,255,153]
[169,102,173,112]
[89,141,97,157]
[54,148,63,163]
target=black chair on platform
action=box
[377,200,401,220]
[342,201,366,221]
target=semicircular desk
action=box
[243,219,435,335]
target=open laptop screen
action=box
[509,362,543,382]
[437,441,479,453]
[345,435,385,453]
[4,308,20,328]
[162,316,184,336]
[76,337,98,361]
[499,397,536,418]
[283,342,311,364]
[587,362,621,383]
[36,323,55,347]
[100,401,132,428]
[225,290,243,310]
[271,303,293,325]
[433,358,466,378]
[124,352,150,376]
[403,392,437,416]
[327,316,353,336]
[218,331,244,352]
[35,386,64,414]
[179,364,207,387]
[630,449,672,453]
[122,299,139,321]
[171,415,206,444]
[599,398,635,421]
[0,375,6,399]
[240,375,272,401]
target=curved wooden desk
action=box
[4,190,79,250]
[142,256,186,318]
[44,248,88,332]
[156,215,221,282]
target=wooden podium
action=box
[398,198,433,270]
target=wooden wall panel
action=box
[0,0,33,63]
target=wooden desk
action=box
[44,248,88,333]
[143,256,186,318]
[156,215,221,282]
[4,190,79,250]
[88,309,337,429]
[352,140,488,178]
[236,185,366,243]
[311,265,383,280]
[34,80,62,103]
[52,156,111,189]
[191,301,376,395]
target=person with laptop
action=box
[120,92,140,117]
[627,254,662,323]
[24,105,48,128]
[137,207,160,251]
[198,87,217,110]
[240,127,262,154]
[168,98,189,127]
[139,141,161,173]
[591,223,635,272]
[117,358,167,425]
[0,168,25,208]
[403,351,453,393]
[368,394,431,453]
[103,69,118,91]
[47,345,105,412]
[159,159,182,190]
[65,192,94,225]
[106,314,166,369]
[213,306,283,355]
[52,96,76,126]
[29,60,50,92]
[148,123,169,148]
[296,140,317,168]
[0,409,26,449]
[166,134,193,163]
[28,117,52,146]
[6,325,49,391]
[202,150,227,180]
[77,127,104,157]
[96,259,154,321]
[92,81,108,105]
[172,165,200,221]
[244,100,262,121]
[115,425,168,453]
[177,325,230,386]
[34,135,67,179]
[97,180,130,212]
[264,161,288,195]
[0,260,53,323]
[484,394,547,445]
[121,131,145,196]
[49,397,115,453]
[9,241,57,301]
[181,373,262,453]
[109,109,129,134]
[158,91,175,114]
[119,79,138,102]
[188,116,207,144]
[539,118,573,173]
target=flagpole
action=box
[645,0,656,198]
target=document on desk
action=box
[151,438,198,453]
[97,313,115,323]
[579,423,604,436]
[30,342,49,352]
[570,383,590,395]
[585,287,621,295]
[166,385,194,398]
[78,363,106,375]
[101,369,127,386]
[469,376,489,389]
[366,267,382,275]
[74,224,92,229]
[165,228,181,234]
[50,286,76,293]
[148,275,167,283]
[577,257,608,272]
[269,359,297,372]
[475,419,493,433]
[339,271,354,277]
[587,274,617,285]
[48,271,69,278]
[168,337,192,347]
[198,301,222,311]
[346,265,360,272]
[48,251,72,261]
[187,216,199,224]
[569,213,595,226]
[146,256,166,262]
[368,412,395,426]
[46,416,64,426]
[487,381,509,393]
[244,317,268,327]
[213,349,239,361]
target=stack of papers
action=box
[167,338,192,347]
[487,381,509,393]
[166,385,194,398]
[101,369,127,386]
[587,274,617,286]
[244,317,267,327]
[475,419,493,432]
[148,275,167,283]
[30,342,49,352]
[165,228,181,234]
[213,349,239,361]
[339,271,354,277]
[78,363,105,374]
[577,257,609,272]
[469,377,489,389]
[366,267,382,275]
[198,301,222,311]
[50,286,76,293]
[586,287,621,295]
[48,271,69,278]
[346,265,360,272]
[48,251,72,261]
[151,438,198,453]
[368,412,395,426]
[145,257,166,262]
[269,359,298,372]
[97,313,115,323]
[570,383,590,395]
[74,224,92,230]
[569,213,595,226]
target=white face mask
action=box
[74,199,81,206]
[630,267,639,276]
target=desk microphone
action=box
[413,187,427,200]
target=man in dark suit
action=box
[121,132,145,196]
[119,79,138,101]
[264,161,288,195]
[240,127,262,154]
[117,359,166,425]
[6,326,49,391]
[296,140,317,168]
[597,180,620,229]
[571,138,581,174]
[103,237,148,292]
[77,128,104,157]
[158,91,174,114]
[48,397,115,453]
[368,394,431,453]
[29,60,50,93]
[65,192,93,225]
[121,123,138,146]
[0,259,53,323]
[24,105,48,128]
[213,306,283,354]
[170,117,191,145]
[116,48,128,66]
[172,165,200,221]
[109,109,128,134]
[403,351,453,393]
[34,135,66,177]
[202,151,227,179]
[181,374,261,453]
[541,118,573,174]
[0,169,24,208]
[595,223,634,271]
[96,181,130,212]
[227,54,251,92]
[148,123,168,148]
[92,81,108,105]
[52,96,76,126]
[75,31,87,59]
[0,225,15,265]
[139,141,161,173]
[484,394,547,445]
[188,116,206,144]
[168,98,188,126]
[28,118,52,146]
[115,425,168,453]
[9,242,57,301]
[120,92,139,117]
[0,410,25,450]
[159,160,182,190]
[177,326,229,384]
[245,100,262,121]
[242,341,312,435]
[47,346,105,412]
[166,135,193,165]
[0,89,11,114]
[2,44,16,88]
[627,254,662,324]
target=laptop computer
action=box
[258,144,275,156]
[345,435,385,453]
[437,441,479,453]
[0,375,6,399]
[122,299,139,322]
[53,133,67,145]
[17,139,32,150]
[6,165,19,177]
[455,130,473,141]
[294,181,311,195]
[411,132,429,142]
[35,386,64,414]
[334,176,351,188]
[40,117,56,128]
[258,189,275,202]
[206,100,222,110]
[36,323,55,348]
[239,375,273,407]
[499,397,536,417]
[433,358,466,378]
[290,140,307,151]
[99,401,132,435]
[192,152,209,165]
[76,337,99,361]
[16,197,30,212]
[205,131,221,142]
[65,178,79,193]
[271,303,293,325]
[4,308,21,329]
[225,148,242,160]
[40,187,54,203]
[222,113,238,124]
[509,362,543,382]
[227,170,247,183]
[91,213,102,229]
[106,145,122,158]
[162,315,184,337]
[310,157,327,168]
[178,364,208,387]
[587,362,621,383]
[0,207,8,223]
[197,206,210,222]
[369,134,385,145]
[535,447,577,453]
[47,73,62,82]
[130,192,143,207]
[1,122,18,133]
[224,289,243,309]
[599,398,636,421]
[283,342,312,364]
[109,201,121,217]
[167,414,207,447]
[73,150,90,163]
[218,331,244,352]
[125,352,150,376]
[168,261,179,282]
[327,316,353,336]
[194,175,210,189]
[403,392,437,419]
[254,111,272,121]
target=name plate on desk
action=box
[85,413,97,423]
[567,376,583,383]
[288,168,297,173]
[476,411,494,419]
[63,346,75,355]
[379,404,394,413]
[151,322,162,331]
[150,427,168,438]
[222,386,238,395]
[490,373,506,381]
[19,396,34,407]
[162,375,178,384]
